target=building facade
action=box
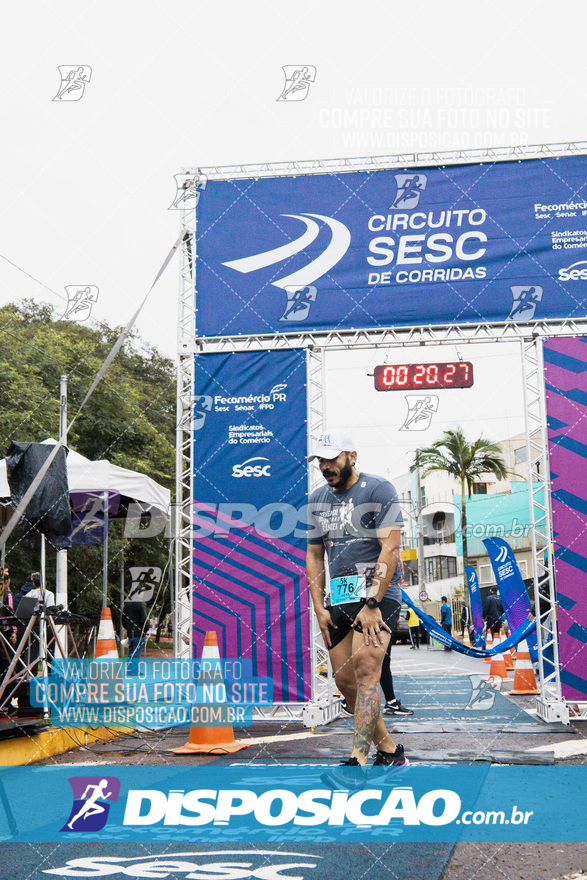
[395,432,545,607]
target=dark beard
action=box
[331,457,354,489]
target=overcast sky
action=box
[1,0,584,457]
[322,340,526,480]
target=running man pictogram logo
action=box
[53,66,92,101]
[277,66,316,101]
[400,395,439,431]
[508,285,543,321]
[391,173,427,209]
[61,776,120,833]
[63,286,99,321]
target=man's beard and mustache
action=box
[323,455,354,489]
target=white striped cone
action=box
[488,645,509,679]
[484,629,494,662]
[172,631,248,755]
[94,607,119,659]
[511,639,539,695]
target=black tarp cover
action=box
[6,442,71,540]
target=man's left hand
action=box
[352,606,390,647]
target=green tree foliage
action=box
[0,300,175,624]
[411,427,508,581]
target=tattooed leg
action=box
[350,632,396,763]
[351,681,380,761]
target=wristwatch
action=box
[365,597,380,609]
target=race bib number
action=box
[330,574,367,605]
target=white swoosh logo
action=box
[223,215,320,273]
[222,213,351,288]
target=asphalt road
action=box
[23,644,587,880]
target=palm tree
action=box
[411,427,508,582]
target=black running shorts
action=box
[326,598,401,650]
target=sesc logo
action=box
[559,261,587,282]
[44,851,320,878]
[223,214,351,292]
[232,457,271,478]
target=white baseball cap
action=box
[307,429,356,461]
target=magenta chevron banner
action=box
[192,350,311,703]
[544,336,587,701]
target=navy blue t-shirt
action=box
[307,472,403,605]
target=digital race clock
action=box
[373,362,474,391]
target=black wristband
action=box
[365,597,380,609]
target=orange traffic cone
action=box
[493,632,514,669]
[510,640,539,695]
[502,639,515,670]
[488,645,509,680]
[172,631,249,755]
[94,607,119,659]
[462,628,471,648]
[484,629,493,662]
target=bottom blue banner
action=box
[0,765,583,843]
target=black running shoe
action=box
[368,745,409,784]
[320,757,368,790]
[382,699,414,716]
[372,744,409,767]
[339,698,353,717]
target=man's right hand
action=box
[315,607,336,648]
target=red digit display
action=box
[413,364,426,385]
[426,364,439,384]
[373,362,474,391]
[444,363,456,384]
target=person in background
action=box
[122,597,149,675]
[379,555,413,714]
[11,572,55,674]
[13,573,35,611]
[26,572,56,607]
[407,606,420,650]
[1,567,16,645]
[440,595,452,652]
[483,586,504,636]
[0,567,17,682]
[460,599,471,639]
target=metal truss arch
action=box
[175,142,587,721]
[183,140,587,183]
[191,319,587,356]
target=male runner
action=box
[306,429,408,779]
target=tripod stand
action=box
[0,604,98,721]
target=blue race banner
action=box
[484,538,533,629]
[4,765,587,843]
[196,155,587,336]
[55,492,114,547]
[465,565,485,647]
[402,590,534,657]
[483,537,539,662]
[192,349,311,703]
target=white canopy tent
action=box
[0,439,170,513]
[0,440,171,610]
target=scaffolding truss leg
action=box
[520,338,568,724]
[174,205,196,659]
